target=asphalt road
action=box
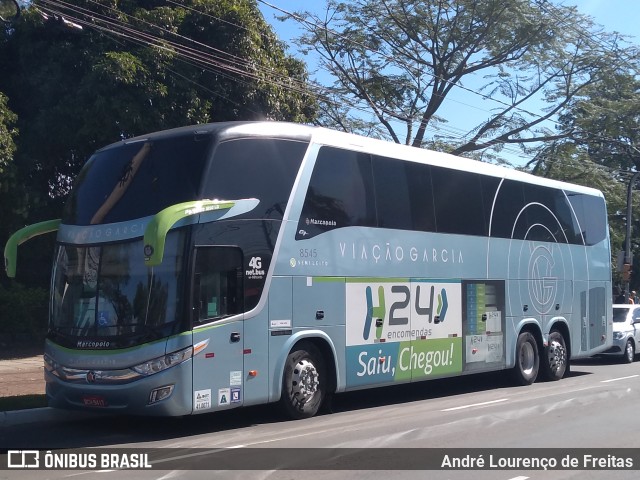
[1,356,639,480]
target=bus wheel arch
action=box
[511,326,541,386]
[279,338,336,420]
[541,323,570,381]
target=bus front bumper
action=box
[44,360,194,417]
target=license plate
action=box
[82,395,108,407]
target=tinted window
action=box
[490,180,525,239]
[297,147,375,239]
[63,135,212,225]
[521,184,576,243]
[372,156,436,232]
[480,176,501,229]
[488,181,601,245]
[405,162,437,232]
[192,247,243,324]
[431,167,488,236]
[566,192,607,246]
[203,138,308,220]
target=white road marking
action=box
[441,398,509,411]
[601,374,639,383]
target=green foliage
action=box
[559,72,640,170]
[0,282,48,341]
[0,91,17,175]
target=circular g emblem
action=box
[86,371,97,384]
[528,244,557,314]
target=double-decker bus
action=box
[4,121,612,419]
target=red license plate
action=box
[82,395,108,407]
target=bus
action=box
[4,121,612,419]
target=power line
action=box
[37,0,537,162]
[257,0,638,158]
[30,0,638,168]
[38,0,470,144]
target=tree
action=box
[555,71,640,171]
[532,70,640,288]
[0,92,24,243]
[0,0,317,286]
[290,0,634,161]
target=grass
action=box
[0,394,47,412]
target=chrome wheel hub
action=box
[291,359,319,402]
[548,340,566,374]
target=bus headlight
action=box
[132,347,193,376]
[44,353,59,375]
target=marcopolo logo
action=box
[362,283,449,341]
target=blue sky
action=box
[578,0,640,36]
[257,1,640,165]
[259,0,640,49]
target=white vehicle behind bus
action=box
[600,305,640,363]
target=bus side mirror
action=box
[4,219,61,278]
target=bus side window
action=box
[296,146,375,239]
[193,247,243,323]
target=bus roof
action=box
[105,121,603,198]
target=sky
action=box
[256,0,640,166]
[259,0,640,42]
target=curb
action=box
[0,407,96,427]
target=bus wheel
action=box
[541,330,568,381]
[280,342,326,420]
[512,331,539,386]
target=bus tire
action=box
[280,342,326,420]
[512,331,539,386]
[540,330,568,381]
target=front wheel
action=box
[512,331,539,386]
[280,342,326,420]
[622,339,635,364]
[540,330,569,381]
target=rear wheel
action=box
[540,330,568,381]
[512,331,539,385]
[622,339,635,364]
[280,342,326,419]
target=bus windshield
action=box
[50,231,187,347]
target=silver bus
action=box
[5,121,612,418]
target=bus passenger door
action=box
[190,247,244,413]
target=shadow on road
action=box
[0,366,595,450]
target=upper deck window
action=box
[296,147,376,239]
[63,134,212,225]
[202,138,308,220]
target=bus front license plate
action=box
[82,395,108,407]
